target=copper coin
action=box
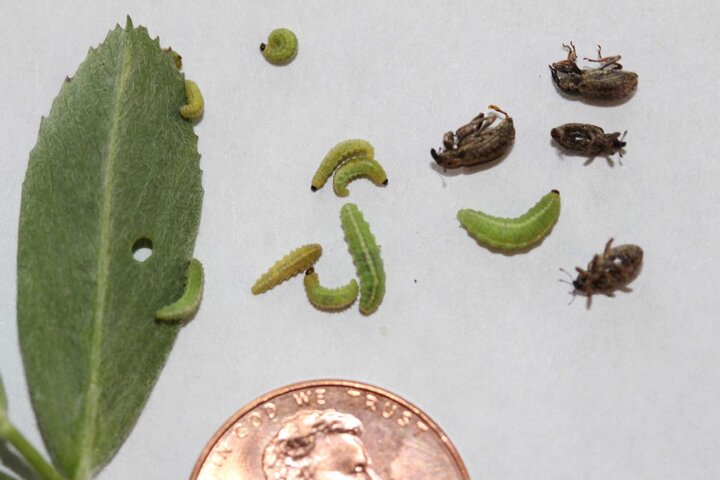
[190,379,470,479]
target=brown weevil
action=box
[551,123,627,158]
[549,43,638,101]
[431,105,515,169]
[563,238,643,306]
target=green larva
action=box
[332,157,388,197]
[457,190,561,251]
[340,203,385,315]
[260,28,298,65]
[311,139,374,192]
[303,267,359,311]
[155,259,204,321]
[251,244,322,295]
[180,79,204,120]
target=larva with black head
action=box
[457,190,561,251]
[303,268,359,311]
[260,28,298,65]
[251,244,322,295]
[156,259,204,321]
[332,157,388,197]
[311,139,374,192]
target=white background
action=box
[1,1,720,479]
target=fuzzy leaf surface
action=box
[17,18,202,479]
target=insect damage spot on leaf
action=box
[132,237,153,262]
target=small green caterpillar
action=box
[311,139,374,192]
[251,244,322,295]
[156,258,204,321]
[333,157,388,197]
[303,268,359,311]
[340,203,385,315]
[260,28,298,65]
[180,79,204,120]
[457,190,561,251]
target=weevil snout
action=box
[430,148,441,163]
[551,128,560,140]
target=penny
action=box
[190,379,470,480]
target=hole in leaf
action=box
[132,237,153,262]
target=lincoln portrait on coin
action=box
[262,409,383,480]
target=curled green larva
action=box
[252,244,322,295]
[303,268,359,311]
[457,190,561,251]
[260,28,298,65]
[340,203,385,315]
[311,139,374,192]
[332,157,388,197]
[180,79,204,120]
[156,259,204,321]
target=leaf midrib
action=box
[74,31,133,480]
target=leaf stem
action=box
[0,419,65,480]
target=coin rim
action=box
[189,378,470,479]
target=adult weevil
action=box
[551,123,626,159]
[562,238,643,306]
[431,105,515,169]
[549,43,638,101]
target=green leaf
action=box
[0,375,7,433]
[17,17,203,479]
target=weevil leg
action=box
[477,113,498,133]
[549,64,560,85]
[604,238,614,255]
[584,45,623,69]
[443,131,456,149]
[562,41,577,62]
[583,156,596,166]
[431,148,441,162]
[488,105,510,120]
[455,115,484,142]
[567,291,578,306]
